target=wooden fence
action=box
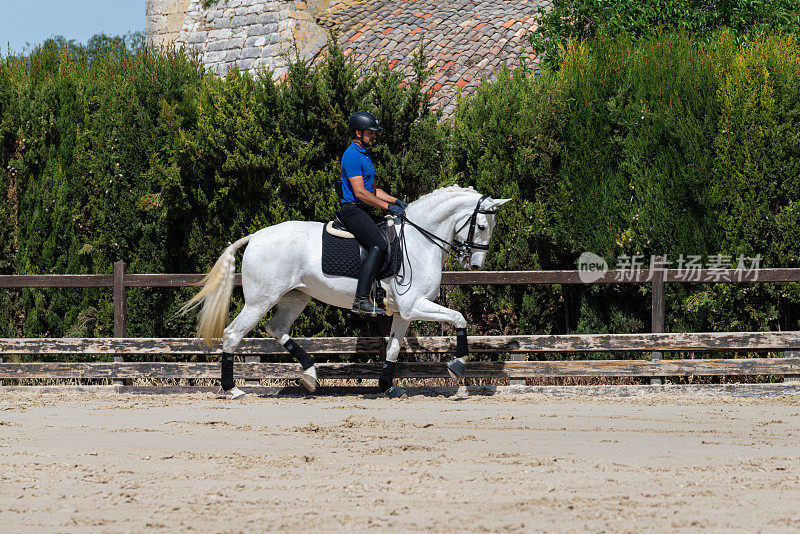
[1,260,799,387]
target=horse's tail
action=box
[178,235,252,348]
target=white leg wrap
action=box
[386,337,400,363]
[300,366,317,393]
[303,366,317,380]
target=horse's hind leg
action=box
[265,290,316,392]
[221,300,275,399]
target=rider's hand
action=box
[388,203,405,217]
[394,198,408,209]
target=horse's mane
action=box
[410,185,479,212]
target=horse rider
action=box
[339,111,407,315]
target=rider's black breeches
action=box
[338,203,388,258]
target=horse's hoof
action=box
[384,386,407,399]
[226,386,246,400]
[447,357,466,380]
[299,367,317,393]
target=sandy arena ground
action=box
[1,389,800,533]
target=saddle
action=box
[321,213,402,280]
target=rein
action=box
[401,217,463,260]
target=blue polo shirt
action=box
[340,142,375,204]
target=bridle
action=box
[453,194,497,256]
[400,195,496,262]
[393,195,497,292]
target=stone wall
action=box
[146,0,193,48]
[176,0,329,79]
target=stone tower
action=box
[145,0,193,48]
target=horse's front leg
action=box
[380,316,410,398]
[400,298,469,381]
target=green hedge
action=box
[530,0,800,68]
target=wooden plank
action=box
[113,262,127,387]
[1,358,799,379]
[650,256,666,385]
[115,386,375,396]
[509,353,526,386]
[663,268,800,284]
[2,384,798,398]
[0,275,114,288]
[440,269,800,285]
[123,273,242,287]
[113,262,127,338]
[244,355,261,386]
[116,384,800,398]
[785,350,800,384]
[3,268,798,290]
[1,332,799,355]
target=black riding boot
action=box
[352,245,385,315]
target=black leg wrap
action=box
[221,352,235,391]
[456,328,469,358]
[284,339,315,370]
[379,361,396,393]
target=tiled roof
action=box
[318,0,551,117]
[170,0,551,118]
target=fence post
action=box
[244,355,261,387]
[113,261,127,387]
[785,350,800,384]
[650,256,666,386]
[509,353,527,387]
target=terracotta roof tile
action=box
[314,0,549,118]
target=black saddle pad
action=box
[321,227,402,280]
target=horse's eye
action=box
[478,224,486,231]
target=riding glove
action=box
[394,199,408,209]
[387,203,405,217]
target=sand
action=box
[1,389,799,533]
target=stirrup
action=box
[352,296,385,315]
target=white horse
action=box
[181,185,510,398]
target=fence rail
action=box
[2,267,800,289]
[1,332,799,354]
[2,359,799,380]
[1,262,799,386]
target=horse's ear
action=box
[488,198,512,209]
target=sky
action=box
[0,0,144,54]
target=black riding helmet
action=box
[348,111,383,132]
